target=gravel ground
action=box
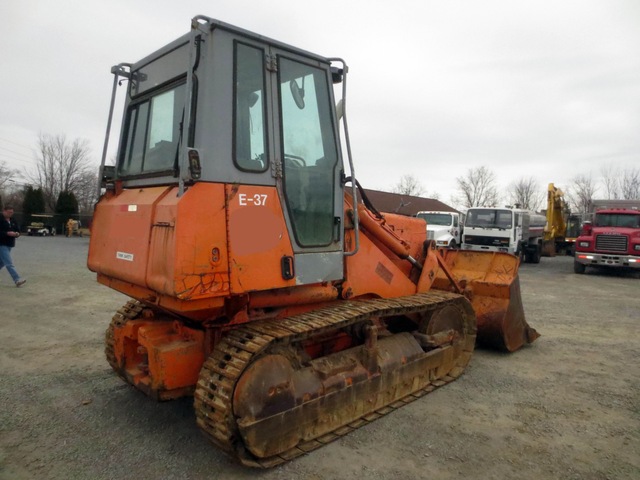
[1,236,639,480]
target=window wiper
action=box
[173,109,185,177]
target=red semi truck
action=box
[574,200,640,274]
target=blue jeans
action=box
[0,245,20,283]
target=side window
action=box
[278,57,338,247]
[233,43,267,172]
[453,216,458,227]
[497,211,513,228]
[120,104,147,175]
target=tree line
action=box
[2,135,637,220]
[392,166,640,214]
[0,134,97,224]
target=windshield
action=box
[594,213,640,228]
[466,209,513,229]
[566,216,582,237]
[417,213,452,226]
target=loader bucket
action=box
[432,250,539,352]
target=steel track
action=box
[105,300,144,377]
[193,291,476,467]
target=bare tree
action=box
[74,170,99,214]
[392,174,424,197]
[0,161,20,209]
[0,160,19,191]
[619,167,640,200]
[507,177,543,211]
[27,134,95,211]
[566,174,597,214]
[454,166,500,208]
[600,166,619,200]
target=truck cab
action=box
[462,207,545,263]
[574,208,640,273]
[415,210,462,248]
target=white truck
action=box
[462,207,546,263]
[415,211,463,248]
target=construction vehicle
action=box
[416,210,463,248]
[563,214,584,255]
[462,207,546,263]
[542,183,568,256]
[574,200,640,273]
[88,16,539,467]
[66,219,83,237]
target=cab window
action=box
[278,57,338,247]
[233,43,268,172]
[119,83,185,175]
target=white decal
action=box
[116,251,134,262]
[128,205,138,212]
[239,193,268,206]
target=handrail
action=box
[328,58,359,257]
[97,63,131,198]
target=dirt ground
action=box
[1,236,638,480]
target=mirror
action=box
[289,79,305,109]
[247,91,259,108]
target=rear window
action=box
[119,82,185,176]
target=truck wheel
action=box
[574,260,586,274]
[532,246,542,264]
[449,240,457,249]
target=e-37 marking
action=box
[238,193,268,206]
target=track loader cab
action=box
[90,19,346,311]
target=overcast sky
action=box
[1,0,639,207]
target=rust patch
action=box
[226,184,240,204]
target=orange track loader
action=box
[89,16,538,467]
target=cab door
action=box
[268,49,344,285]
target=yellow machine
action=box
[542,183,568,256]
[66,219,82,237]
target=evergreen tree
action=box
[55,190,79,234]
[22,186,47,225]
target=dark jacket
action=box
[0,217,19,247]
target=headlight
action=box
[634,244,640,251]
[579,241,590,247]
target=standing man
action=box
[0,205,27,287]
